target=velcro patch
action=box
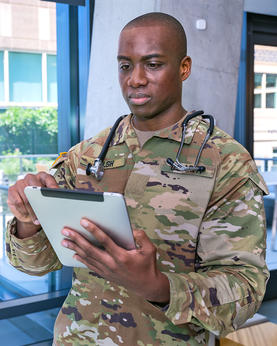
[103,158,125,169]
[80,156,125,170]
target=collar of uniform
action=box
[111,114,138,146]
[111,111,200,146]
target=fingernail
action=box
[62,229,69,237]
[80,219,89,228]
[33,219,40,225]
[62,240,68,248]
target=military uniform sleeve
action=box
[5,150,78,276]
[163,171,269,337]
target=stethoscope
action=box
[86,110,214,180]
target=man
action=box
[6,12,269,345]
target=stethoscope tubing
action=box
[86,111,215,179]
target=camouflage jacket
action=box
[6,113,269,345]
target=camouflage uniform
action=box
[6,113,269,345]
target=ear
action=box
[179,56,192,81]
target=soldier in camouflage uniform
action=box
[6,13,269,346]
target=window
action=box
[0,51,4,101]
[9,52,42,103]
[266,74,277,88]
[254,93,261,108]
[47,54,57,103]
[0,51,57,107]
[254,72,277,109]
[254,72,262,88]
[266,92,276,108]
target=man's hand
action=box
[61,218,170,303]
[7,172,59,238]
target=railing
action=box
[0,154,58,180]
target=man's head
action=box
[117,12,191,130]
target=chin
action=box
[130,107,157,119]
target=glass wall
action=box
[253,45,277,171]
[0,0,69,329]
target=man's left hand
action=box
[61,218,170,303]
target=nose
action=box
[127,64,147,88]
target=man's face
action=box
[117,25,190,126]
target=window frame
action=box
[246,12,277,156]
[0,0,94,319]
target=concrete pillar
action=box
[85,0,243,138]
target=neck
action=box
[132,105,186,131]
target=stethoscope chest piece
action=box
[166,110,214,174]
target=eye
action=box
[119,63,130,71]
[147,62,162,69]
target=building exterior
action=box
[0,0,57,109]
[254,45,277,168]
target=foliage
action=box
[0,107,58,155]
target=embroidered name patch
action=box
[80,156,125,169]
[103,158,125,169]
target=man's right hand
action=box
[7,172,59,239]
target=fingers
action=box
[61,227,114,271]
[8,178,38,224]
[7,172,58,225]
[37,172,59,188]
[80,218,123,257]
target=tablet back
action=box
[24,187,135,268]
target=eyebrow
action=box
[117,54,165,61]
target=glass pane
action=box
[0,307,59,344]
[0,51,4,101]
[266,92,276,108]
[254,73,262,89]
[47,54,57,103]
[254,94,261,108]
[266,74,277,88]
[253,45,277,166]
[9,52,42,102]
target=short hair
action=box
[122,12,187,59]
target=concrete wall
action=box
[85,0,244,139]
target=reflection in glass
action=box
[47,55,57,103]
[254,93,261,108]
[266,74,277,88]
[9,52,42,103]
[266,92,276,108]
[254,73,262,89]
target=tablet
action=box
[24,186,135,268]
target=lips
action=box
[128,93,151,106]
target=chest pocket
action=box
[125,159,216,273]
[126,160,216,235]
[76,152,131,194]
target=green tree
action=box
[0,107,58,155]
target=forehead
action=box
[118,25,178,58]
